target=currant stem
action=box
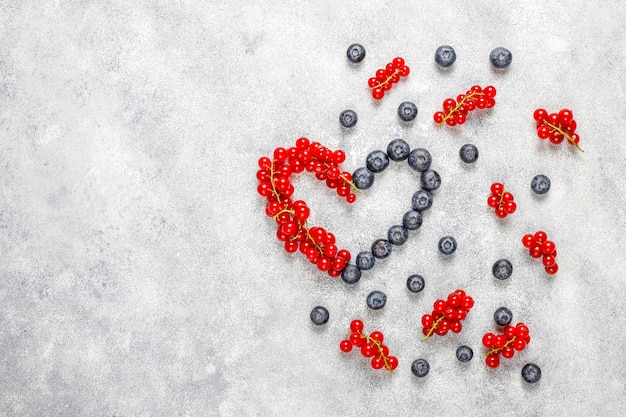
[422,314,445,342]
[482,335,516,358]
[438,91,483,127]
[322,162,362,194]
[369,69,401,90]
[543,121,584,152]
[268,160,282,203]
[363,332,393,372]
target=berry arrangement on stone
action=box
[487,182,517,218]
[522,230,558,274]
[421,289,474,341]
[482,322,531,368]
[533,108,584,152]
[433,85,496,127]
[368,57,410,100]
[340,320,398,372]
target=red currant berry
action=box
[398,65,410,77]
[546,263,559,274]
[372,88,384,100]
[522,234,536,248]
[450,321,462,333]
[515,324,530,339]
[433,111,445,124]
[504,201,517,214]
[542,254,556,267]
[371,356,384,370]
[558,109,574,124]
[495,206,507,218]
[340,340,353,352]
[482,333,495,348]
[337,249,351,262]
[433,299,447,314]
[393,57,405,68]
[386,356,399,371]
[350,332,363,347]
[461,296,474,310]
[501,346,515,359]
[350,320,364,333]
[504,325,516,339]
[361,343,376,358]
[529,246,543,258]
[533,108,548,122]
[485,354,500,368]
[284,240,298,253]
[513,338,526,351]
[494,335,507,348]
[484,85,496,98]
[537,125,550,139]
[487,195,499,208]
[490,182,504,195]
[422,314,434,328]
[370,331,384,344]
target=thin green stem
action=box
[543,121,584,152]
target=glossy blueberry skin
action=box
[490,47,512,68]
[371,239,392,259]
[492,259,513,280]
[411,190,433,212]
[347,43,366,63]
[352,167,374,190]
[435,45,456,68]
[388,225,408,246]
[408,148,432,172]
[531,174,551,194]
[366,290,387,310]
[402,210,423,230]
[411,358,430,377]
[366,150,390,173]
[456,345,473,362]
[397,101,418,122]
[310,306,329,325]
[522,363,542,383]
[494,307,513,326]
[438,236,457,254]
[355,251,375,271]
[339,109,358,128]
[406,274,425,293]
[421,169,441,191]
[340,264,361,285]
[387,138,411,161]
[459,144,479,163]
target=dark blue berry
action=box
[366,290,386,310]
[346,43,366,63]
[456,345,473,362]
[387,138,411,161]
[411,358,430,377]
[352,167,374,190]
[411,190,433,212]
[340,110,358,128]
[492,259,513,280]
[366,150,390,173]
[408,148,432,172]
[340,264,361,285]
[406,274,425,293]
[438,236,457,254]
[459,144,479,163]
[490,47,512,68]
[387,225,408,246]
[397,101,418,122]
[371,239,392,259]
[402,210,423,230]
[434,45,456,68]
[522,363,541,383]
[531,174,551,194]
[355,251,375,271]
[494,307,513,326]
[421,169,441,191]
[310,306,329,325]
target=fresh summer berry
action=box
[459,144,479,163]
[340,264,361,285]
[339,109,358,128]
[352,167,375,190]
[438,236,457,255]
[435,85,496,127]
[490,47,512,68]
[411,190,433,212]
[355,251,375,271]
[310,306,330,325]
[369,57,409,100]
[371,239,392,259]
[456,345,473,362]
[488,182,516,218]
[523,231,558,274]
[403,210,423,230]
[347,43,366,63]
[366,290,387,310]
[422,289,473,341]
[411,359,430,377]
[406,274,425,293]
[494,307,513,326]
[339,340,353,352]
[421,170,442,191]
[408,148,432,172]
[387,138,411,161]
[434,45,456,68]
[366,150,390,173]
[492,259,513,280]
[350,319,364,333]
[522,363,542,383]
[534,107,583,152]
[388,225,409,246]
[398,101,418,122]
[531,174,551,194]
[485,354,500,368]
[341,321,397,372]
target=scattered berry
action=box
[494,307,513,326]
[482,322,531,368]
[406,274,425,293]
[368,57,410,100]
[397,101,418,122]
[492,259,513,280]
[487,182,517,218]
[388,225,409,246]
[402,210,423,230]
[531,174,551,194]
[339,110,358,128]
[310,306,330,325]
[355,251,375,271]
[411,190,433,212]
[456,345,474,362]
[411,358,430,377]
[341,264,361,285]
[438,236,457,255]
[490,47,512,68]
[434,85,496,127]
[366,150,390,173]
[533,108,583,152]
[522,363,542,383]
[434,45,456,68]
[387,138,411,161]
[340,319,398,371]
[346,43,366,63]
[408,148,432,172]
[421,289,473,341]
[459,144,479,163]
[366,290,387,310]
[371,239,392,259]
[522,231,558,274]
[352,167,375,190]
[421,169,441,191]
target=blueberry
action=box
[408,148,432,172]
[346,43,366,63]
[492,259,513,280]
[522,363,542,383]
[387,138,411,161]
[397,101,418,122]
[494,307,513,326]
[352,167,374,190]
[438,236,457,255]
[366,290,386,310]
[355,251,375,271]
[366,150,390,173]
[387,225,408,246]
[456,345,473,362]
[421,169,441,191]
[340,109,358,128]
[411,358,430,377]
[531,174,551,195]
[402,210,423,231]
[490,47,512,68]
[340,264,361,285]
[310,306,329,325]
[459,144,479,163]
[434,45,456,68]
[411,190,433,212]
[371,239,392,259]
[406,274,425,293]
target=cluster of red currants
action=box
[482,322,531,368]
[340,320,398,372]
[533,108,583,152]
[487,182,517,218]
[433,85,496,126]
[367,57,410,100]
[257,137,358,277]
[421,289,474,341]
[522,231,558,274]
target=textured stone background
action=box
[1,1,626,416]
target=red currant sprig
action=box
[433,85,496,127]
[487,182,517,218]
[421,289,474,341]
[522,231,558,274]
[482,322,531,368]
[534,108,583,152]
[340,320,398,372]
[367,57,410,100]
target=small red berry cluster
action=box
[433,85,496,126]
[421,289,474,341]
[487,182,517,218]
[482,322,531,368]
[522,231,558,274]
[533,108,583,152]
[367,57,410,100]
[257,138,359,277]
[340,319,399,372]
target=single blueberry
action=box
[366,150,390,173]
[366,290,387,310]
[340,264,361,285]
[421,169,441,191]
[492,259,513,280]
[411,358,430,377]
[352,167,374,190]
[456,345,473,362]
[387,138,411,161]
[371,239,392,259]
[411,189,433,212]
[340,109,358,128]
[355,251,375,271]
[402,210,423,231]
[406,274,425,293]
[531,174,551,195]
[459,144,479,163]
[310,306,329,325]
[388,225,408,246]
[494,307,513,326]
[346,43,366,63]
[397,101,418,122]
[434,45,456,68]
[438,236,457,255]
[408,148,432,172]
[490,47,512,68]
[522,363,542,383]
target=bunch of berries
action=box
[533,108,583,152]
[482,322,531,368]
[433,85,496,126]
[257,137,359,277]
[487,182,517,218]
[421,289,474,341]
[367,57,410,100]
[522,231,558,274]
[340,319,398,372]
